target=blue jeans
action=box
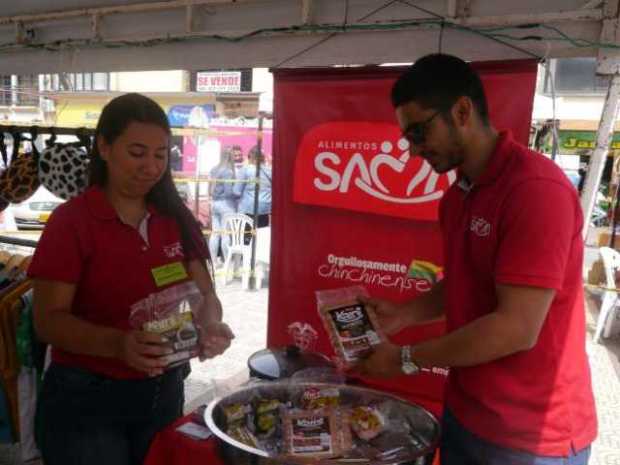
[440,409,591,465]
[209,199,236,261]
[36,363,185,465]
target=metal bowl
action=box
[205,380,440,465]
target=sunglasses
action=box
[402,110,441,146]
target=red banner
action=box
[268,62,537,417]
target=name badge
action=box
[151,261,188,287]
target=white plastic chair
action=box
[222,213,254,287]
[595,247,620,343]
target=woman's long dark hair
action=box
[89,93,210,264]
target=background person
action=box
[208,146,237,265]
[351,54,596,465]
[29,93,234,465]
[234,145,272,231]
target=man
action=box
[352,54,596,464]
[231,144,245,166]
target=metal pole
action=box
[248,114,264,291]
[581,73,620,240]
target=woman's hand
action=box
[116,330,172,377]
[197,321,235,361]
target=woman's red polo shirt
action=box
[28,186,207,379]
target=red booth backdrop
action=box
[267,61,537,417]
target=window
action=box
[0,75,11,106]
[16,74,39,106]
[545,58,609,95]
[40,72,109,91]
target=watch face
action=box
[402,362,418,375]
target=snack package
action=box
[229,425,259,448]
[253,398,281,439]
[299,386,340,411]
[316,286,385,368]
[129,282,203,368]
[349,405,386,441]
[281,408,351,458]
[223,403,253,429]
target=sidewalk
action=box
[183,279,268,412]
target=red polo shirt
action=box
[28,186,208,379]
[439,131,596,456]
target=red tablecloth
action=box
[145,413,440,465]
[144,414,225,465]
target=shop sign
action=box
[196,72,242,93]
[293,121,456,221]
[559,130,620,152]
[167,104,215,128]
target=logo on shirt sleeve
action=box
[470,216,491,237]
[164,242,184,258]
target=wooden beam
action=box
[301,0,314,25]
[581,73,620,238]
[0,0,261,26]
[447,0,459,18]
[455,8,603,27]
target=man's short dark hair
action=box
[391,54,490,125]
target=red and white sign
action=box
[293,121,456,221]
[196,71,241,93]
[269,63,538,417]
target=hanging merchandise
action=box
[0,248,39,451]
[0,131,40,204]
[38,143,89,200]
[0,197,9,214]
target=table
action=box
[143,414,225,465]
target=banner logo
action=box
[318,253,432,294]
[408,260,443,285]
[294,122,456,221]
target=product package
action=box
[129,281,203,368]
[281,408,351,458]
[316,286,386,369]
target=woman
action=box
[233,145,272,228]
[208,147,237,264]
[28,93,234,465]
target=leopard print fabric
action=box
[0,154,40,203]
[38,144,89,200]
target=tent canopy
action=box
[0,0,618,74]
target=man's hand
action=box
[359,296,414,336]
[117,330,172,377]
[197,321,235,361]
[347,342,403,378]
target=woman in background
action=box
[208,147,237,265]
[234,145,272,228]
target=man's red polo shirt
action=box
[439,131,597,456]
[28,186,208,379]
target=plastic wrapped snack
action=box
[299,386,340,411]
[229,425,259,448]
[129,281,203,368]
[223,403,252,428]
[253,398,281,439]
[281,408,351,458]
[316,286,386,368]
[349,405,386,441]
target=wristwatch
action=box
[401,345,420,375]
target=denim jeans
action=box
[440,409,591,465]
[36,363,185,465]
[208,199,237,261]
